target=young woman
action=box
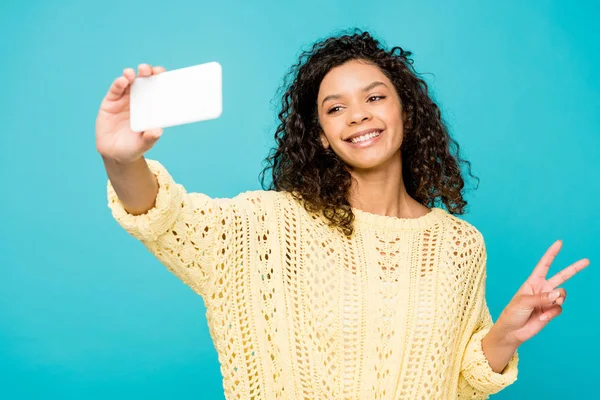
[96,30,589,399]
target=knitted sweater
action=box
[107,159,519,399]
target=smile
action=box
[346,130,384,147]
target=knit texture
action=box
[107,159,519,399]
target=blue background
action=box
[1,0,598,398]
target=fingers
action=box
[104,64,165,102]
[153,65,166,74]
[138,63,152,77]
[544,288,567,306]
[105,75,130,102]
[138,63,166,77]
[539,304,563,322]
[520,287,567,309]
[530,240,563,280]
[548,258,591,288]
[123,67,135,80]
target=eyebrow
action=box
[321,81,388,107]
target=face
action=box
[317,59,404,171]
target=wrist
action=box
[101,154,144,168]
[486,323,521,350]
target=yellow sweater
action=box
[107,159,519,399]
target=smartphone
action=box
[129,61,222,132]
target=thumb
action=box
[141,128,163,147]
[524,289,565,308]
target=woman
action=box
[96,30,589,399]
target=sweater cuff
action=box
[460,327,519,395]
[107,159,183,242]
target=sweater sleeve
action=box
[457,244,519,399]
[106,159,236,299]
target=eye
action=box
[326,96,386,114]
[368,95,386,102]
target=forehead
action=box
[318,60,390,97]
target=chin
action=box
[343,158,387,171]
[342,151,401,172]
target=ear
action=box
[320,132,330,149]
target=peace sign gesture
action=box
[494,240,590,346]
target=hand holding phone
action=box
[130,61,223,132]
[95,62,223,165]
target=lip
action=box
[346,129,384,148]
[345,128,384,142]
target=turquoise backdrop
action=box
[1,0,598,398]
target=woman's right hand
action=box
[96,64,166,164]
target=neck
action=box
[347,155,427,219]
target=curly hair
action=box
[260,28,479,236]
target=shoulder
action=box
[442,211,486,247]
[227,189,300,216]
[441,211,487,268]
[232,189,296,205]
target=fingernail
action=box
[540,314,549,322]
[550,290,560,300]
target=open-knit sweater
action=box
[107,159,519,399]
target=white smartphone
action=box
[129,61,222,132]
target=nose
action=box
[347,104,372,125]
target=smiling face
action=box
[317,59,405,171]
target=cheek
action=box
[383,102,403,122]
[383,107,404,136]
[321,119,344,143]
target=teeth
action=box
[350,130,381,144]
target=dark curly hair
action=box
[260,28,479,236]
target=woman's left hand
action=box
[493,240,590,346]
